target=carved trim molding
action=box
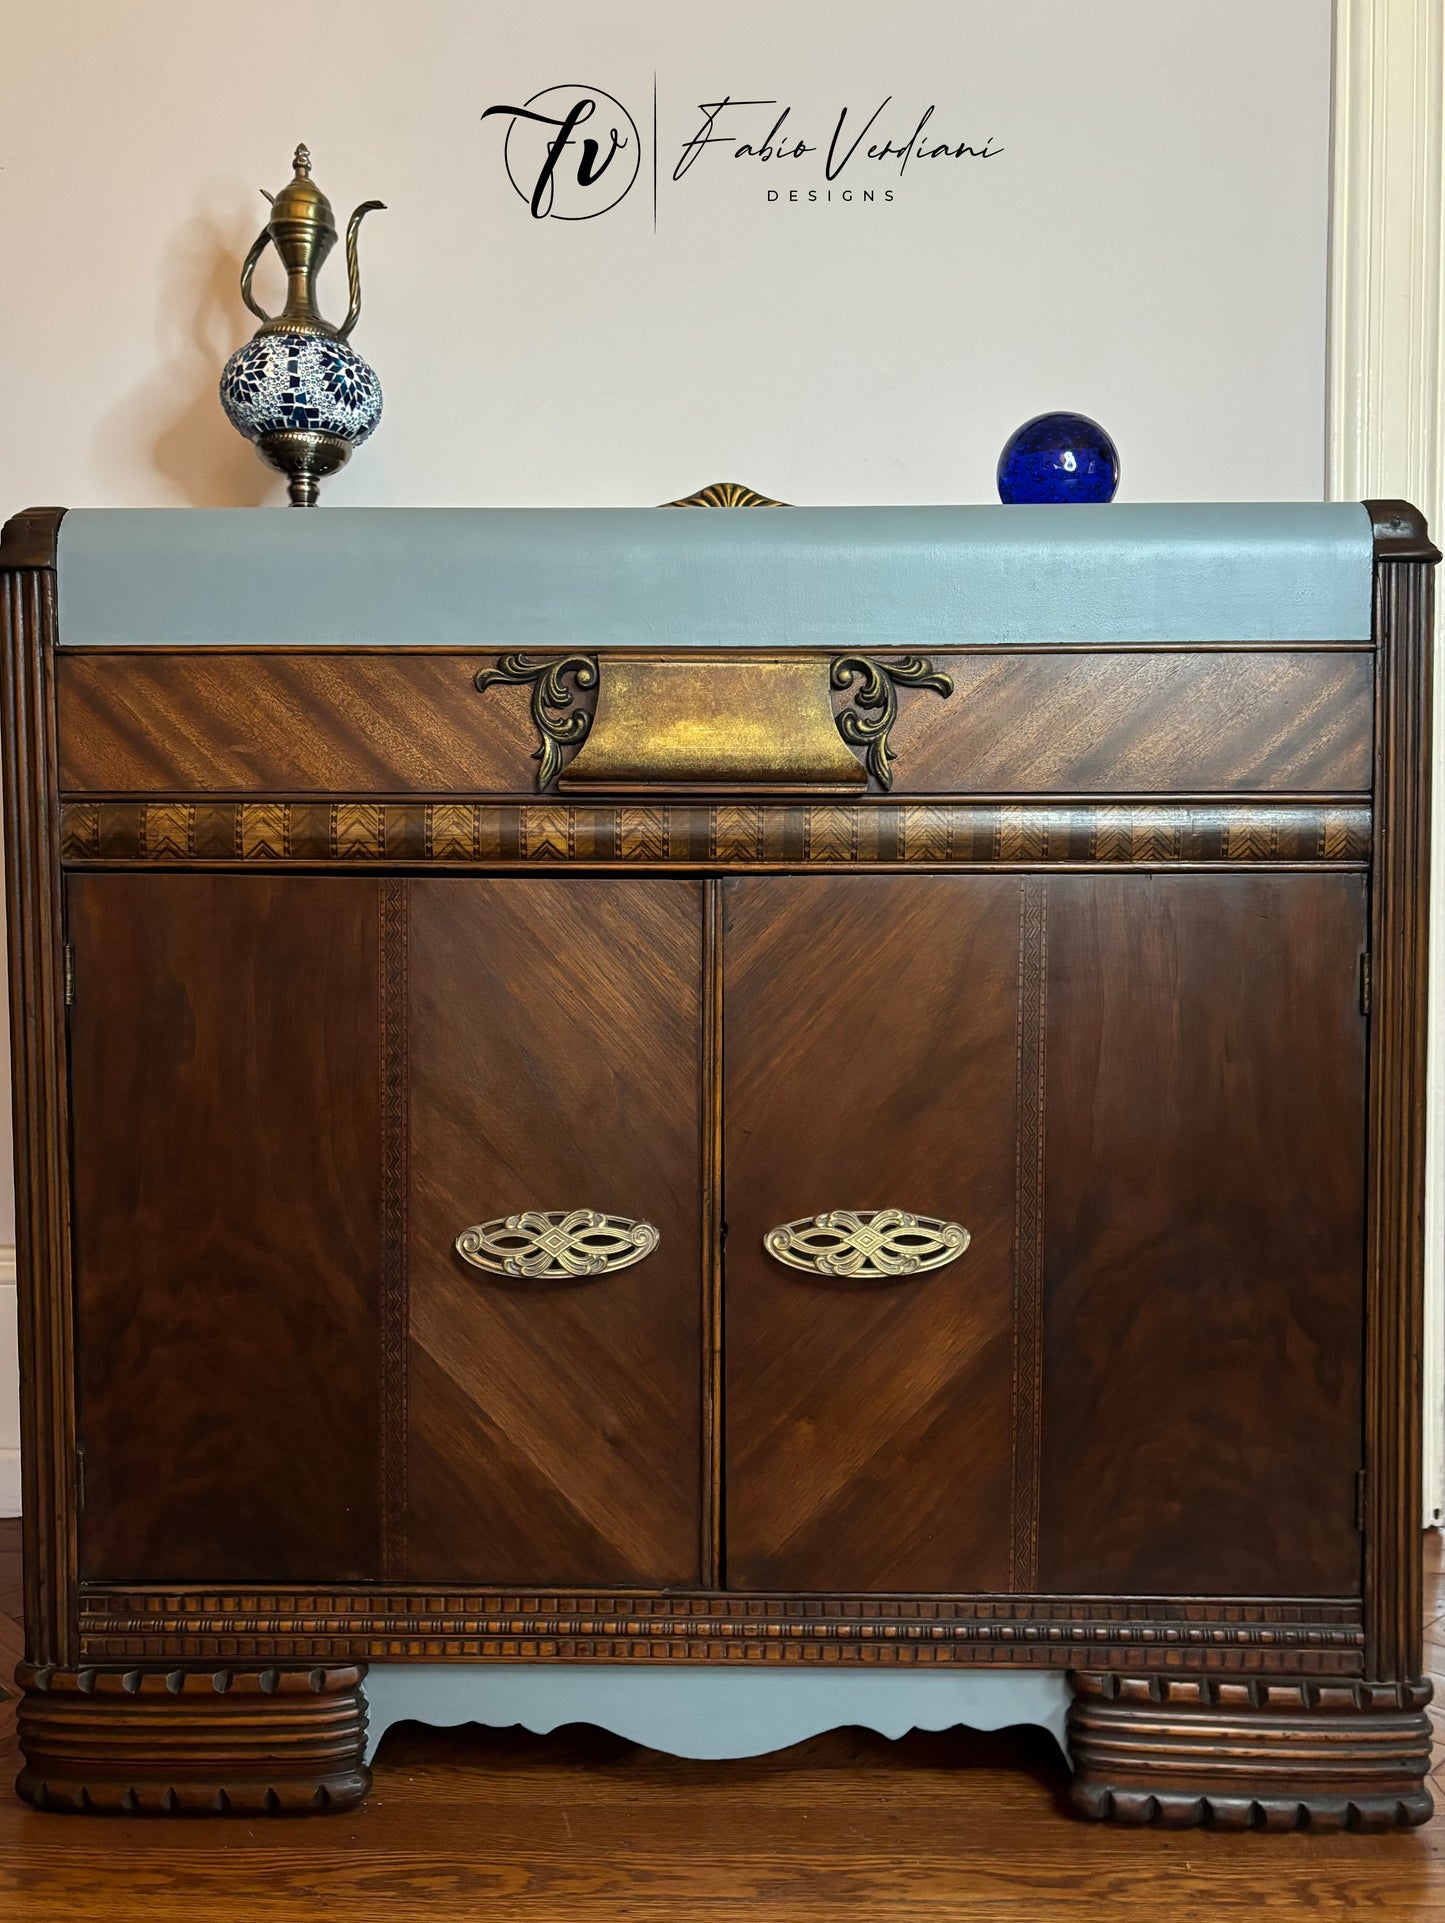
[378,880,409,1584]
[1010,879,1047,1592]
[0,506,67,571]
[78,1589,1364,1671]
[1365,554,1435,1682]
[2,566,77,1664]
[16,1662,370,1815]
[1068,1670,1433,1830]
[1075,1671,1428,1712]
[60,799,1373,869]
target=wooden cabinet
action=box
[2,498,1436,1828]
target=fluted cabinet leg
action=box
[15,1662,371,1814]
[1067,1672,1433,1830]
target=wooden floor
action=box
[0,1523,1443,1919]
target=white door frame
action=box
[1328,0,1445,1521]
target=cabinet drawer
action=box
[55,645,1372,798]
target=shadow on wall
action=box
[93,186,275,507]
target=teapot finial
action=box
[293,142,312,176]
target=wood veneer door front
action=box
[722,875,1028,1593]
[404,878,704,1587]
[1036,873,1368,1598]
[722,870,1367,1604]
[68,875,384,1584]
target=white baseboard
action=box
[0,1244,18,1516]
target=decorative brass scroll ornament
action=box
[765,1209,970,1279]
[456,1209,659,1279]
[831,657,954,791]
[473,654,598,789]
[663,480,787,507]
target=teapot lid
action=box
[267,144,336,239]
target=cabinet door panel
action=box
[405,878,703,1587]
[722,875,1024,1593]
[1036,874,1367,1596]
[70,875,383,1583]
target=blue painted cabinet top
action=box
[55,502,1374,648]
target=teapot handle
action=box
[239,225,275,326]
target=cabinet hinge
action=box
[1359,952,1371,1017]
[76,1442,86,1513]
[63,942,74,1007]
[1355,1467,1368,1533]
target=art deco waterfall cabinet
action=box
[0,493,1436,1828]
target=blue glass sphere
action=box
[997,411,1119,504]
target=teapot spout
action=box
[340,199,386,339]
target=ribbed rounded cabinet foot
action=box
[1067,1672,1434,1830]
[15,1662,370,1814]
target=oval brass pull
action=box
[456,1209,659,1279]
[764,1209,970,1279]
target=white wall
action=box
[0,0,1335,1509]
[1,1,1331,513]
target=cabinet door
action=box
[1036,873,1366,1597]
[70,875,384,1584]
[404,878,704,1586]
[722,871,1367,1603]
[722,875,1026,1593]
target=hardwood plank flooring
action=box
[0,1518,1441,1920]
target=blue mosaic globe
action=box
[219,330,382,449]
[997,411,1119,504]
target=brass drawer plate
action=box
[561,657,866,791]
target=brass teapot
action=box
[219,145,386,506]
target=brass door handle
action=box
[456,1209,659,1279]
[764,1209,970,1279]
